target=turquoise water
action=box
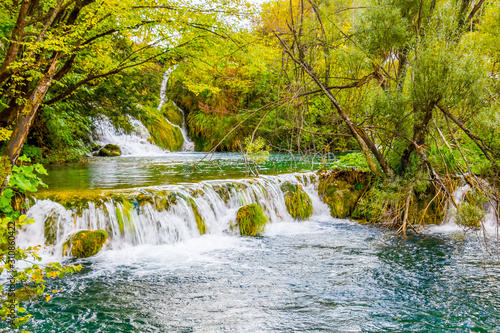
[22,220,500,332]
[7,153,500,332]
[40,152,333,191]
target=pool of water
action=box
[23,219,500,332]
[40,152,334,191]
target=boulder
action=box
[98,144,121,157]
[236,203,267,236]
[62,229,108,258]
[281,182,313,220]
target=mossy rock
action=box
[44,213,59,245]
[139,106,184,151]
[236,203,267,236]
[187,198,207,235]
[281,182,313,220]
[162,102,184,127]
[318,176,361,219]
[62,230,108,258]
[98,144,121,157]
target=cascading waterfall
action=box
[158,67,195,152]
[438,183,499,232]
[21,173,325,257]
[93,116,168,156]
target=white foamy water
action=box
[429,184,499,234]
[93,116,168,156]
[21,173,325,261]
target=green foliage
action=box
[62,230,108,258]
[162,103,184,127]
[281,182,313,220]
[0,157,81,330]
[0,157,47,215]
[236,203,267,236]
[455,202,484,230]
[244,137,270,164]
[330,153,369,171]
[455,189,489,230]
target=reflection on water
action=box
[40,152,335,191]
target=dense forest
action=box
[1,0,499,224]
[1,0,500,329]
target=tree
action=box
[0,0,244,185]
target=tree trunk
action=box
[275,34,393,176]
[4,54,60,167]
[399,101,436,174]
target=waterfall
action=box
[93,116,168,156]
[436,183,499,232]
[158,67,195,152]
[21,173,327,257]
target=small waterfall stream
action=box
[93,116,168,156]
[435,183,499,232]
[21,173,324,257]
[158,67,195,152]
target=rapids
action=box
[6,154,500,332]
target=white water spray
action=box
[21,173,327,258]
[432,183,499,233]
[158,67,195,152]
[93,116,168,156]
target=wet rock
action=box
[98,144,121,157]
[236,203,267,236]
[281,182,313,220]
[62,229,108,258]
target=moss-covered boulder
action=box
[236,203,267,236]
[139,106,184,151]
[44,213,59,245]
[281,182,313,220]
[98,144,121,157]
[62,230,108,258]
[162,103,184,127]
[318,170,368,219]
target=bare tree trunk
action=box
[0,0,29,84]
[275,34,393,177]
[400,101,436,174]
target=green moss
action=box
[318,178,360,219]
[318,170,368,219]
[113,198,135,234]
[62,230,108,258]
[236,203,267,236]
[98,144,121,157]
[187,198,207,235]
[162,103,183,127]
[139,106,184,151]
[281,182,313,220]
[44,213,58,245]
[153,191,178,211]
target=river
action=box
[11,153,500,332]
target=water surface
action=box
[40,152,333,191]
[24,219,500,332]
